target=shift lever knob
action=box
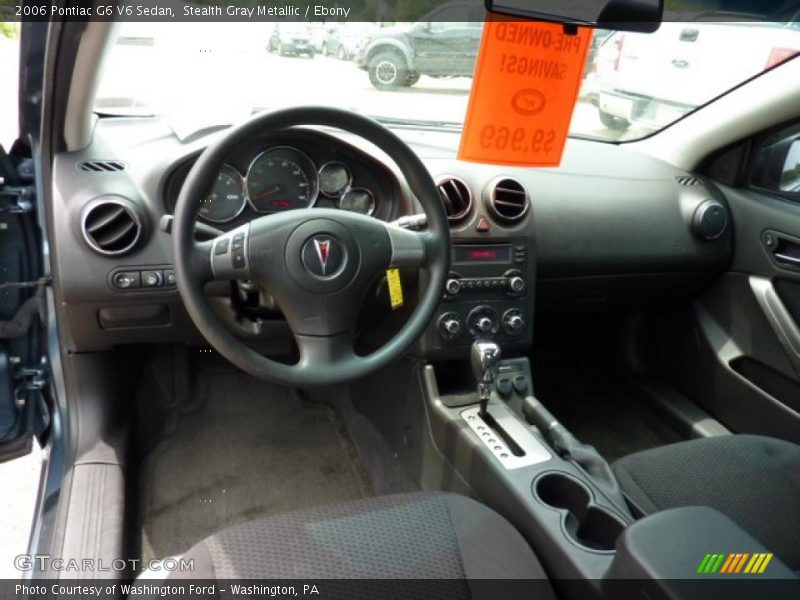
[471,341,501,416]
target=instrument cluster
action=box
[166,134,392,228]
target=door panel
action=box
[654,176,800,443]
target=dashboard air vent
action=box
[436,176,473,222]
[486,177,529,223]
[676,175,701,187]
[78,160,126,173]
[81,198,143,256]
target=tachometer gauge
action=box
[338,187,375,216]
[318,161,352,197]
[246,146,319,213]
[199,164,246,223]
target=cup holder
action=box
[534,472,626,552]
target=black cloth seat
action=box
[168,491,554,597]
[613,435,800,570]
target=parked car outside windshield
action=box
[95,20,800,142]
[594,21,800,133]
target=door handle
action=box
[774,252,800,267]
[763,230,800,270]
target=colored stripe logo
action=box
[697,552,773,574]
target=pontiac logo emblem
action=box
[314,238,332,274]
[302,235,344,278]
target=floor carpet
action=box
[139,371,372,561]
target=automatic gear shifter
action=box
[471,341,501,417]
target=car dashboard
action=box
[48,116,733,356]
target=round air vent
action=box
[692,199,728,241]
[81,197,144,256]
[436,176,473,222]
[485,177,529,223]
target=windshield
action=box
[95,20,800,142]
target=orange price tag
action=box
[458,18,592,167]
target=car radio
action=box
[420,239,534,358]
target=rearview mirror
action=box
[485,0,663,33]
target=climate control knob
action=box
[437,312,463,340]
[502,309,525,335]
[467,306,499,338]
[476,317,493,333]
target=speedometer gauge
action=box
[246,147,319,213]
[199,165,246,223]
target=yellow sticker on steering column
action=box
[386,269,404,309]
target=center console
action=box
[420,358,628,597]
[420,236,535,359]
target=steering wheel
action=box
[173,107,450,386]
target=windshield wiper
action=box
[372,116,462,132]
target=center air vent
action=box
[436,176,473,222]
[78,160,126,173]
[486,177,529,223]
[81,197,143,256]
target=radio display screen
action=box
[452,244,512,264]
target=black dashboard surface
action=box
[48,116,732,351]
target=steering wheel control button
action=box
[302,235,345,278]
[210,224,251,279]
[112,271,140,290]
[231,232,247,269]
[142,270,163,288]
[214,239,229,255]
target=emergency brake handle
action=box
[522,395,632,518]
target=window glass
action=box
[0,21,20,149]
[783,141,800,192]
[751,123,800,194]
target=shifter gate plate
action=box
[461,402,552,469]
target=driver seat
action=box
[159,491,554,594]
